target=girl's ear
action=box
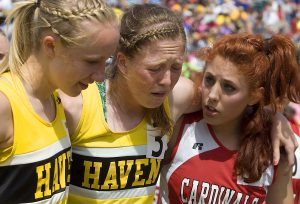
[41,35,57,58]
[116,52,128,75]
[248,87,264,106]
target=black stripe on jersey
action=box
[71,153,162,191]
[0,147,71,204]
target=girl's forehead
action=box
[132,40,185,64]
[78,20,119,43]
[139,38,185,54]
[205,56,248,82]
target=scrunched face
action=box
[119,37,185,109]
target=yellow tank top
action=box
[68,82,171,204]
[0,72,71,204]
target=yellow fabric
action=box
[57,197,69,204]
[0,146,12,163]
[68,82,171,204]
[68,193,154,204]
[71,83,171,147]
[0,72,70,204]
[0,73,68,154]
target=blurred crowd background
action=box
[1,0,300,124]
[107,0,300,76]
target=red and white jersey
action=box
[293,133,300,203]
[160,111,275,204]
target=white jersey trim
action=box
[69,184,155,199]
[165,120,219,181]
[237,165,274,190]
[21,186,69,204]
[72,145,147,157]
[293,133,300,179]
[0,136,71,166]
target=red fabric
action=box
[166,112,271,204]
[290,119,300,136]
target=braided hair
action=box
[0,0,116,76]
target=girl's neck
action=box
[17,56,57,122]
[21,55,54,101]
[210,120,241,150]
[107,78,145,117]
[106,78,146,132]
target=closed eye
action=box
[148,67,161,72]
[85,57,102,65]
[171,65,182,72]
[86,60,99,65]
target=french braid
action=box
[123,28,176,49]
[109,4,186,136]
[1,0,116,75]
[38,0,113,44]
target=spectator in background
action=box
[0,29,8,63]
[0,0,12,38]
[0,0,12,14]
[105,0,300,83]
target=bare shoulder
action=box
[172,76,194,99]
[0,91,13,149]
[58,90,83,136]
[169,76,201,122]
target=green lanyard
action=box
[96,81,107,122]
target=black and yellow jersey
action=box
[0,72,71,204]
[68,82,170,204]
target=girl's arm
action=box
[169,76,201,122]
[266,155,293,204]
[0,92,13,149]
[164,116,183,164]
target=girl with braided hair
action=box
[160,33,300,204]
[0,0,119,203]
[58,3,298,204]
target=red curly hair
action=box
[198,33,300,183]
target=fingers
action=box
[281,120,298,171]
[272,138,280,166]
[270,112,297,173]
[273,136,296,174]
[279,130,297,174]
[284,141,295,171]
